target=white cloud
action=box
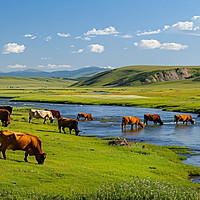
[134,39,188,50]
[2,43,26,54]
[45,36,52,42]
[88,44,104,53]
[57,33,71,37]
[84,26,119,36]
[8,64,27,69]
[160,43,188,50]
[70,45,75,48]
[163,16,200,33]
[121,34,133,38]
[76,36,91,41]
[136,29,161,36]
[101,66,115,69]
[24,34,36,39]
[72,49,84,53]
[38,64,71,69]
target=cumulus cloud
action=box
[2,43,26,54]
[72,49,84,53]
[163,16,200,33]
[24,34,36,39]
[134,39,188,50]
[76,36,92,41]
[38,64,71,69]
[57,33,71,37]
[7,64,26,69]
[136,29,161,36]
[84,26,119,36]
[88,44,104,53]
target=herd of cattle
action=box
[0,105,197,165]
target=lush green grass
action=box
[0,107,199,199]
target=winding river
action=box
[1,98,200,168]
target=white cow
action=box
[29,109,54,124]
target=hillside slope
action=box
[73,65,200,87]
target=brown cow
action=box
[122,116,144,131]
[0,130,46,164]
[0,105,12,114]
[77,113,95,121]
[144,114,163,125]
[58,117,80,136]
[0,109,10,127]
[174,115,195,125]
[45,109,61,118]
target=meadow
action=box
[0,76,200,199]
[0,107,200,199]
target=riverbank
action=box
[0,107,200,199]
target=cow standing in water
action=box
[58,117,80,136]
[144,114,163,125]
[0,130,46,164]
[174,115,195,125]
[77,113,95,121]
[122,116,144,131]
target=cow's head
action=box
[36,153,47,164]
[191,119,195,124]
[49,117,54,123]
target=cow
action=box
[29,109,54,124]
[174,114,195,125]
[77,113,95,121]
[144,114,163,125]
[0,109,10,127]
[0,105,13,114]
[0,130,46,164]
[58,116,80,136]
[122,116,144,131]
[45,109,61,118]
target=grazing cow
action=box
[29,109,54,124]
[77,113,95,121]
[58,117,80,136]
[122,116,144,131]
[0,109,10,127]
[144,114,163,125]
[174,115,195,125]
[0,105,13,114]
[0,130,46,164]
[45,109,61,118]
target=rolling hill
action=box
[0,67,109,79]
[73,65,200,87]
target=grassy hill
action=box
[73,65,200,87]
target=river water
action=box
[1,98,200,168]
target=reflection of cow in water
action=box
[174,115,195,125]
[0,130,46,164]
[58,117,80,136]
[122,116,144,131]
[0,109,10,127]
[144,114,163,125]
[29,109,54,124]
[77,113,95,121]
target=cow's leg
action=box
[58,125,61,133]
[24,152,28,162]
[185,121,188,125]
[43,117,47,124]
[135,123,138,129]
[62,127,66,134]
[131,124,133,130]
[29,116,32,123]
[69,128,72,134]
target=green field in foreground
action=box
[0,107,200,199]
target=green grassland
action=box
[0,107,200,199]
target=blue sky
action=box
[1,0,200,72]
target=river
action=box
[1,98,200,168]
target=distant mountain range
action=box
[0,67,110,79]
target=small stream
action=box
[1,98,200,169]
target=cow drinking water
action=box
[174,115,195,125]
[122,116,144,131]
[77,113,95,121]
[144,114,163,125]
